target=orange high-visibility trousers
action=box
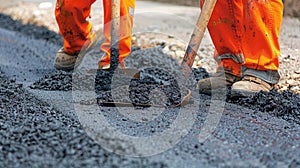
[201,0,283,83]
[55,0,135,62]
[100,0,135,64]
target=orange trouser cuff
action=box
[217,58,241,77]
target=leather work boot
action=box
[197,72,241,95]
[54,32,96,71]
[231,75,273,97]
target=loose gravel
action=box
[0,72,167,168]
[228,90,300,125]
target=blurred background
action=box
[0,0,299,17]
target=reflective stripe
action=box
[242,66,280,84]
[217,53,245,64]
[129,7,134,17]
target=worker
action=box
[197,0,283,97]
[54,0,135,70]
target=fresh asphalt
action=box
[0,13,300,167]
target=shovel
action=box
[109,0,140,78]
[181,0,217,80]
[99,0,217,107]
[120,0,218,80]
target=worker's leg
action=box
[198,0,283,96]
[241,0,283,84]
[99,0,135,66]
[230,0,283,97]
[197,0,245,95]
[55,0,96,54]
[201,0,283,84]
[201,0,244,77]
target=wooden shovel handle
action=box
[110,0,120,68]
[181,0,217,79]
[111,0,120,45]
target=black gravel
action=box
[29,53,300,125]
[0,72,167,167]
[29,46,208,107]
[30,60,300,126]
[29,45,209,92]
[29,65,204,107]
[30,70,73,91]
[30,67,207,91]
[228,89,300,125]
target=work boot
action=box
[54,32,96,71]
[231,75,273,97]
[197,72,241,95]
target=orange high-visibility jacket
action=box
[201,0,283,82]
[55,0,135,63]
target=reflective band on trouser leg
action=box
[55,0,96,54]
[100,0,135,64]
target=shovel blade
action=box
[121,68,141,79]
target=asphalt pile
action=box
[0,72,167,167]
[30,66,208,92]
[228,90,300,125]
[30,70,73,91]
[29,45,209,107]
[28,44,300,124]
